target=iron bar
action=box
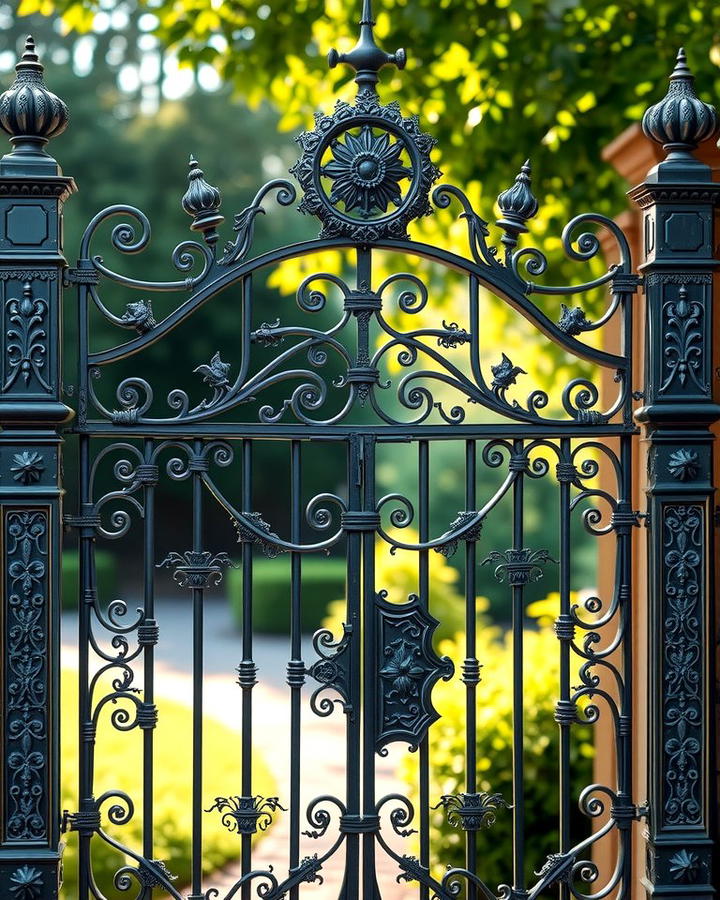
[241,438,255,899]
[142,436,156,864]
[558,436,571,900]
[190,438,205,900]
[418,438,430,900]
[288,439,302,900]
[511,438,526,894]
[465,438,478,897]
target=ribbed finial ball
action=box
[181,155,224,244]
[642,48,718,153]
[0,36,69,147]
[496,160,539,232]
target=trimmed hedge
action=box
[61,549,117,610]
[403,600,594,890]
[227,556,346,634]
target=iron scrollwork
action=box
[5,509,49,843]
[662,504,703,826]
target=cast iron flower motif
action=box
[380,638,424,699]
[10,451,44,485]
[669,849,700,882]
[9,865,43,899]
[322,126,411,217]
[668,448,699,481]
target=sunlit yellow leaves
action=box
[576,91,596,113]
[432,42,472,81]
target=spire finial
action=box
[181,153,224,247]
[327,0,406,96]
[641,47,718,158]
[496,159,539,260]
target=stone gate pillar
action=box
[630,49,719,897]
[0,36,74,898]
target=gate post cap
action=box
[0,35,69,168]
[641,48,718,159]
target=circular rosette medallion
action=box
[291,97,440,241]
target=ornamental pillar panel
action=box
[0,36,74,899]
[630,49,720,897]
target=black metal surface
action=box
[0,10,717,900]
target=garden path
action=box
[62,597,417,897]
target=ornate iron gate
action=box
[0,8,717,900]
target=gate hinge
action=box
[638,510,650,529]
[61,808,101,835]
[634,802,649,821]
[64,265,100,285]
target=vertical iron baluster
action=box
[511,438,526,895]
[142,437,156,865]
[361,435,378,897]
[464,439,478,896]
[189,438,205,900]
[617,434,634,897]
[288,440,303,900]
[77,433,94,899]
[418,439,430,899]
[558,436,571,900]
[240,438,255,900]
[342,434,363,896]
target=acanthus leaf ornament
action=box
[660,285,705,393]
[433,791,511,831]
[157,550,235,589]
[205,795,286,835]
[4,281,50,392]
[558,303,592,336]
[121,299,155,334]
[490,353,526,395]
[482,547,556,585]
[193,351,231,409]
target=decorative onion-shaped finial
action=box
[0,36,69,156]
[327,0,406,96]
[642,48,718,156]
[181,155,224,245]
[496,160,538,256]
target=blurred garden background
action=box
[8,0,719,894]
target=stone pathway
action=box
[62,599,418,898]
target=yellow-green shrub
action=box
[403,600,595,889]
[61,668,275,897]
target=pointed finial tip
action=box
[670,47,692,80]
[522,159,531,170]
[20,34,39,64]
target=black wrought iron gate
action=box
[0,8,718,900]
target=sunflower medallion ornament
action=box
[290,0,440,241]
